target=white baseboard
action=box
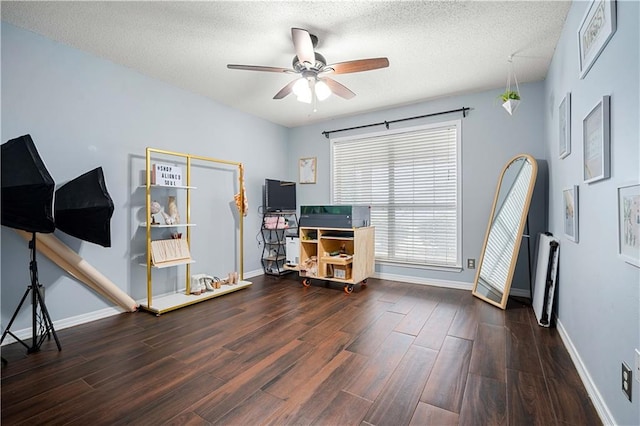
[372,271,473,290]
[556,319,614,425]
[509,287,531,298]
[243,268,265,279]
[1,306,124,347]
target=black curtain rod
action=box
[322,107,470,139]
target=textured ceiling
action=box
[1,1,571,128]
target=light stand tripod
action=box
[1,232,61,353]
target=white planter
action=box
[502,99,521,115]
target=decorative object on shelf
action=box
[299,157,317,184]
[264,215,286,229]
[191,274,218,292]
[617,183,640,267]
[301,256,318,277]
[500,55,521,115]
[170,232,182,239]
[578,0,617,79]
[563,185,579,243]
[202,276,215,291]
[334,264,351,280]
[191,280,206,295]
[150,200,161,225]
[234,182,248,217]
[151,162,183,186]
[559,92,571,159]
[227,271,239,285]
[150,238,191,266]
[583,95,610,184]
[162,196,180,225]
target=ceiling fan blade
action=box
[227,64,294,73]
[273,79,298,100]
[327,58,390,74]
[291,28,315,66]
[323,78,356,99]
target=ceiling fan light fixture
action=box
[315,79,332,101]
[227,28,388,104]
[295,81,313,104]
[297,93,312,104]
[292,77,310,97]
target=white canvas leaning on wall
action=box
[618,183,640,267]
[563,185,579,243]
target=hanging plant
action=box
[499,90,521,102]
[500,55,521,116]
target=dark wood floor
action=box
[1,275,601,425]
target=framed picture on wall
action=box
[559,92,571,159]
[618,183,640,267]
[299,157,317,184]
[563,185,579,243]
[578,0,617,79]
[583,95,610,184]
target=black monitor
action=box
[264,179,296,212]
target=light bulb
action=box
[315,79,332,101]
[293,78,310,97]
[297,90,312,104]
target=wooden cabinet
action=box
[297,226,374,293]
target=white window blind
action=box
[331,120,461,268]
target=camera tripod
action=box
[1,232,61,354]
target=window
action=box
[331,120,461,268]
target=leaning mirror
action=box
[472,154,538,309]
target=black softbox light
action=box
[54,167,114,247]
[1,135,56,233]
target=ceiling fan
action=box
[227,28,389,104]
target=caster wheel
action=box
[302,278,311,288]
[344,284,354,294]
[361,279,367,287]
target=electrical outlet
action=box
[467,258,476,269]
[635,348,640,383]
[622,362,632,402]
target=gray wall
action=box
[288,82,548,291]
[1,23,288,330]
[544,1,640,424]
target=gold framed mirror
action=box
[472,154,538,309]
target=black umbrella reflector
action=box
[55,167,114,247]
[1,134,56,233]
